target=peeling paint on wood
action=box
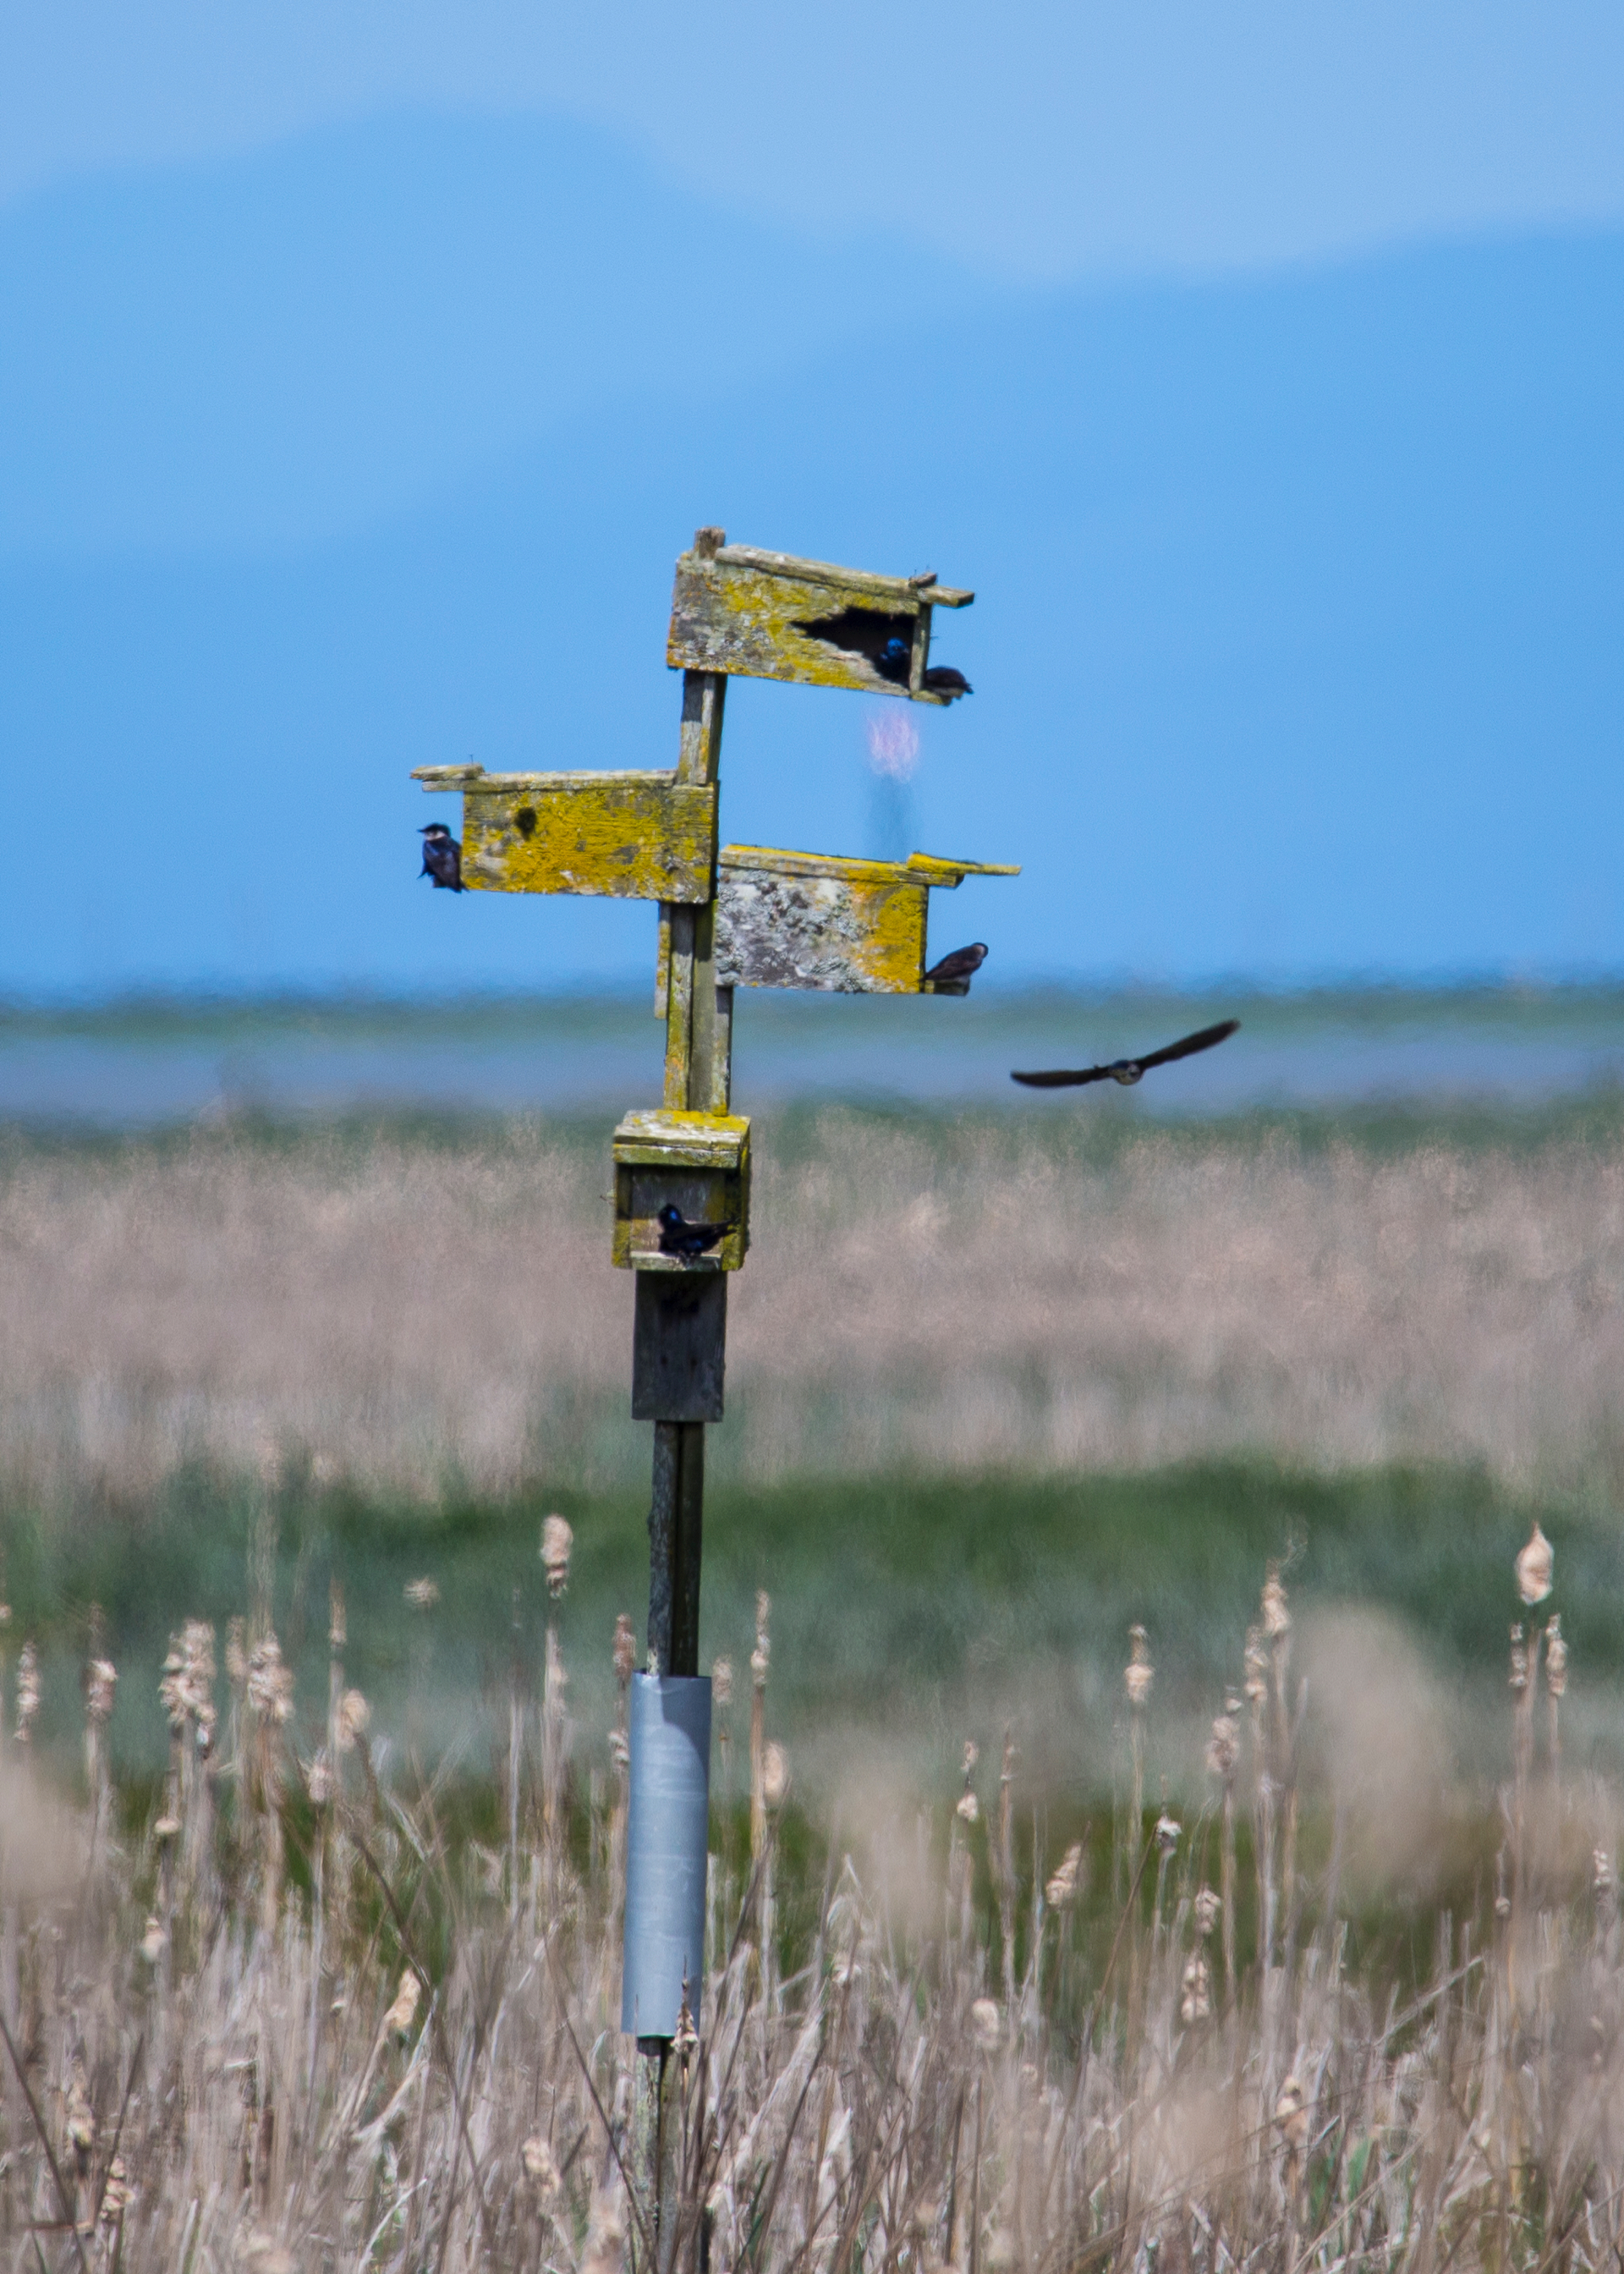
[667,546,973,701]
[612,1111,751,1272]
[713,845,1019,994]
[419,770,718,902]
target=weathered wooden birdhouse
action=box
[410,765,717,901]
[611,1109,751,1273]
[698,845,1018,995]
[667,536,974,704]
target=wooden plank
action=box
[716,863,929,993]
[446,773,717,902]
[667,548,974,701]
[635,1289,726,1426]
[612,1111,750,1173]
[712,845,1021,995]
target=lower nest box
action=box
[612,1111,751,1273]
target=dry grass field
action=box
[1,1103,1621,1507]
[1,1098,1622,2268]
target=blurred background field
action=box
[3,982,1621,1805]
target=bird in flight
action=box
[657,1204,728,1259]
[924,942,988,994]
[419,822,464,892]
[1011,1018,1239,1089]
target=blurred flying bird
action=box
[419,823,464,892]
[657,1204,728,1258]
[923,666,972,700]
[924,942,988,993]
[1011,1018,1239,1089]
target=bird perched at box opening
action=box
[923,666,972,700]
[419,823,464,892]
[657,1204,728,1258]
[924,942,988,994]
[1012,1019,1239,1089]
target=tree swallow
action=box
[1012,1019,1239,1088]
[924,942,988,994]
[419,823,464,892]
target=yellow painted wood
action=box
[414,766,717,902]
[667,546,974,701]
[612,1111,751,1272]
[713,845,1019,994]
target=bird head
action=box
[657,1204,683,1228]
[420,823,453,840]
[1109,1062,1144,1086]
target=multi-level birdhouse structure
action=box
[413,528,1017,2057]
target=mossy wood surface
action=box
[713,846,1019,995]
[414,766,717,902]
[667,545,972,702]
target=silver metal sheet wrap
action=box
[622,1673,711,2039]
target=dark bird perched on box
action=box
[419,823,464,892]
[1012,1018,1239,1089]
[657,1204,728,1258]
[924,942,988,994]
[922,666,972,700]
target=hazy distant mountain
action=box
[0,115,1619,993]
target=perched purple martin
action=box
[419,822,464,892]
[1012,1018,1239,1089]
[923,665,972,700]
[657,1204,727,1258]
[924,942,988,994]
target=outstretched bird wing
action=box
[1131,1018,1240,1072]
[1011,1019,1239,1089]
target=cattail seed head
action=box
[226,1617,247,1687]
[1243,1628,1269,1707]
[1261,1566,1291,1639]
[1124,1624,1154,1708]
[1180,1953,1211,2023]
[762,1740,790,1810]
[1594,1848,1615,1898]
[522,2134,562,2198]
[384,1968,422,2037]
[139,1915,167,1964]
[404,1578,440,1612]
[1205,1714,1240,1782]
[337,1689,370,1751]
[306,1755,334,1806]
[1193,1886,1223,1939]
[968,1997,1002,2052]
[710,1655,732,1709]
[752,1592,771,1686]
[85,1656,117,1724]
[329,1579,346,1651]
[1045,1842,1085,1909]
[612,1613,637,1685]
[100,2153,131,2222]
[1544,1614,1568,1697]
[540,1514,573,1599]
[246,1634,294,1723]
[1275,2074,1309,2152]
[1509,1623,1528,1694]
[14,1641,39,1743]
[956,1790,979,1825]
[1155,1812,1181,1858]
[1516,1521,1554,1607]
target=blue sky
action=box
[1,4,1621,994]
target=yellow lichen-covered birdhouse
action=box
[412,765,717,902]
[612,1111,751,1273]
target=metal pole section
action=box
[633,559,732,2260]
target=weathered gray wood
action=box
[667,550,973,700]
[635,1279,727,1427]
[712,545,972,608]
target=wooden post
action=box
[639,544,732,2261]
